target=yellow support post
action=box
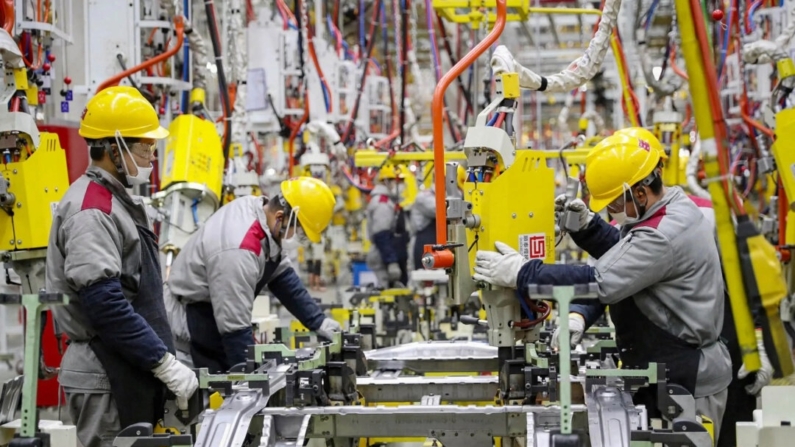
[674,0,760,370]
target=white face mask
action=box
[114,131,153,186]
[611,211,628,226]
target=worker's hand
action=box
[491,45,515,76]
[550,313,586,350]
[316,318,342,341]
[473,241,525,288]
[387,263,402,282]
[737,335,773,395]
[554,195,593,233]
[151,352,199,411]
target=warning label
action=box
[519,233,547,260]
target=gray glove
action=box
[737,333,773,395]
[316,318,342,341]
[554,195,593,233]
[387,263,402,282]
[550,313,586,350]
[151,352,199,410]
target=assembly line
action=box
[1,1,795,447]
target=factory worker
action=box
[366,165,409,287]
[472,134,731,438]
[410,165,466,270]
[165,176,342,373]
[46,86,198,447]
[613,128,763,447]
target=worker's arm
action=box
[62,209,168,370]
[267,257,326,331]
[206,249,260,366]
[369,198,399,264]
[569,214,621,259]
[413,192,437,219]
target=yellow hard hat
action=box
[79,86,169,140]
[456,165,466,190]
[614,127,666,161]
[377,165,399,181]
[585,134,661,212]
[281,177,336,243]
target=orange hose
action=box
[96,16,185,93]
[288,97,309,177]
[0,0,13,33]
[669,44,689,80]
[778,178,791,262]
[432,0,507,245]
[690,0,744,214]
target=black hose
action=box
[435,13,473,116]
[341,0,382,143]
[205,0,232,170]
[382,2,395,141]
[400,0,408,144]
[296,0,306,81]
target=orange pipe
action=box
[96,16,185,93]
[669,44,689,81]
[779,179,791,262]
[288,99,309,177]
[1,0,13,33]
[431,0,507,245]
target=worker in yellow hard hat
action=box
[616,128,765,445]
[164,176,342,373]
[366,165,410,287]
[474,134,731,439]
[409,164,466,270]
[46,86,199,447]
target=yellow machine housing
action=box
[0,129,69,251]
[161,113,224,201]
[464,150,556,269]
[773,109,795,211]
[653,112,687,187]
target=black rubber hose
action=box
[400,0,408,144]
[435,13,473,116]
[205,0,232,169]
[382,1,395,140]
[296,0,305,80]
[341,0,382,143]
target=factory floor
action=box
[0,279,346,446]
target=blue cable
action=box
[748,1,762,33]
[191,199,200,225]
[181,0,190,113]
[359,0,366,58]
[515,291,537,322]
[718,3,732,77]
[644,0,660,31]
[486,113,499,126]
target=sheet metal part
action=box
[356,375,498,403]
[365,341,499,372]
[585,386,643,447]
[193,363,289,447]
[259,404,587,439]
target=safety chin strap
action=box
[277,195,302,243]
[102,137,132,189]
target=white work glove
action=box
[554,195,593,233]
[151,352,199,410]
[316,318,342,341]
[550,313,586,351]
[473,241,526,288]
[737,335,773,395]
[490,45,516,76]
[387,263,402,282]
[742,40,788,65]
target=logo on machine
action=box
[519,233,546,260]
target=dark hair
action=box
[266,194,286,212]
[647,173,663,195]
[86,137,141,161]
